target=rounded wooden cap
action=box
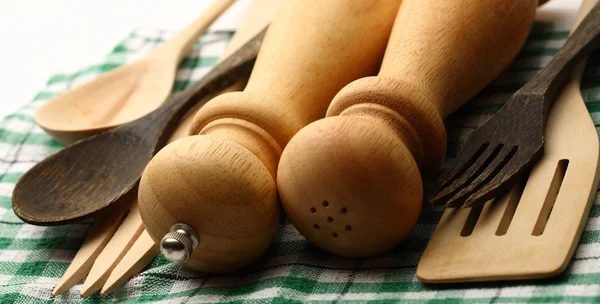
[277,116,423,257]
[138,135,280,273]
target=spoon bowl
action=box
[34,0,236,145]
[13,125,153,225]
[35,59,175,144]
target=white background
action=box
[0,0,583,120]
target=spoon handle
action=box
[136,28,266,147]
[152,0,236,62]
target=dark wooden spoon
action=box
[12,29,266,226]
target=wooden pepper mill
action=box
[277,0,538,257]
[137,0,402,273]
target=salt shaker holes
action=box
[310,201,351,236]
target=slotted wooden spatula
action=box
[417,0,600,282]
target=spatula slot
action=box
[532,159,569,236]
[461,204,484,237]
[496,173,528,236]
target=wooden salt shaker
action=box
[277,0,538,257]
[137,0,402,273]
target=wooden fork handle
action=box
[138,0,402,273]
[521,1,600,100]
[277,0,538,258]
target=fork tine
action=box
[51,208,127,296]
[431,143,498,206]
[444,145,517,207]
[80,203,144,297]
[463,151,531,207]
[437,142,487,188]
[101,230,159,296]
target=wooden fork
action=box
[431,1,600,208]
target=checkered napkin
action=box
[1,21,600,303]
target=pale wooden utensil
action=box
[138,0,403,273]
[417,0,600,282]
[51,207,128,296]
[276,0,537,257]
[79,203,144,296]
[52,0,282,296]
[34,0,235,145]
[101,230,159,295]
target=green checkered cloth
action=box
[1,21,600,303]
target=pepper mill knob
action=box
[160,223,200,264]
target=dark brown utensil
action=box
[12,29,266,226]
[431,2,600,208]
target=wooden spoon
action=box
[34,0,235,145]
[12,30,265,226]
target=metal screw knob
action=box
[160,223,199,264]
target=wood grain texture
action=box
[138,0,403,273]
[277,0,537,257]
[417,0,600,282]
[34,0,236,145]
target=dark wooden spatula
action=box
[431,2,600,208]
[12,29,266,226]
